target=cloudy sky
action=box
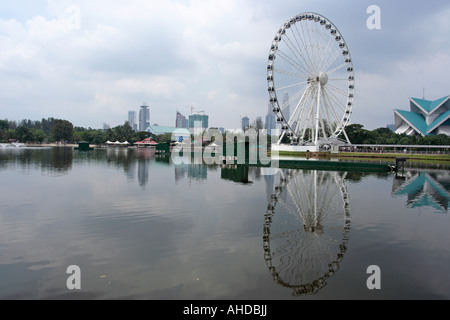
[1,0,449,130]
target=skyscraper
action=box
[189,113,209,131]
[176,111,189,129]
[128,110,137,131]
[265,102,276,135]
[241,116,250,131]
[139,104,150,132]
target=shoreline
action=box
[271,150,450,163]
[8,143,450,163]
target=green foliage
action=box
[151,133,172,143]
[15,125,34,142]
[2,116,450,147]
[107,121,134,142]
[340,124,450,145]
[52,119,74,142]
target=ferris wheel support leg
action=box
[314,85,322,146]
[342,128,351,145]
[277,130,287,145]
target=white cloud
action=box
[0,0,449,130]
[355,52,450,130]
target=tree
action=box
[30,129,45,143]
[107,122,134,142]
[90,130,107,145]
[132,131,152,143]
[398,136,412,145]
[15,125,34,142]
[0,120,9,130]
[152,133,172,143]
[343,124,370,144]
[42,117,55,135]
[52,119,74,143]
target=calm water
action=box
[0,147,449,300]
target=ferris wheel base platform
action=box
[272,144,319,153]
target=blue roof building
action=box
[394,95,450,136]
[147,125,190,142]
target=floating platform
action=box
[273,158,395,172]
[217,156,394,172]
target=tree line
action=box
[343,124,450,146]
[0,118,168,145]
[2,118,450,146]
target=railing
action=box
[339,145,450,155]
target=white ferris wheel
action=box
[267,13,354,152]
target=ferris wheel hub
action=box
[318,72,328,86]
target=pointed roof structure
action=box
[394,95,450,136]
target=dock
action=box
[274,158,395,172]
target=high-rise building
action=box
[265,102,276,135]
[128,111,137,131]
[189,113,209,131]
[241,116,250,131]
[139,104,150,132]
[176,111,189,129]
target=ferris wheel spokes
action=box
[267,12,355,151]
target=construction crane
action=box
[186,105,205,115]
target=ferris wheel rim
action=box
[267,12,355,145]
[263,168,351,294]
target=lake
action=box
[0,146,449,299]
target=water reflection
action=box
[392,170,450,213]
[221,165,252,184]
[0,147,73,176]
[105,148,211,185]
[1,147,450,299]
[263,169,351,296]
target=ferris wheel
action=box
[267,13,354,150]
[263,169,351,295]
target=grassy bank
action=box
[337,152,450,162]
[271,150,450,162]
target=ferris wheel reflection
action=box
[263,169,351,296]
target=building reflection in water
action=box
[174,161,208,183]
[263,169,351,296]
[220,165,252,184]
[105,147,155,187]
[392,170,450,212]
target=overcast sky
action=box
[1,0,449,130]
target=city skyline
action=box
[123,105,212,133]
[1,1,450,131]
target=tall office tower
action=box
[176,111,189,129]
[265,102,276,135]
[128,111,137,131]
[189,113,209,131]
[139,104,150,132]
[241,116,250,131]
